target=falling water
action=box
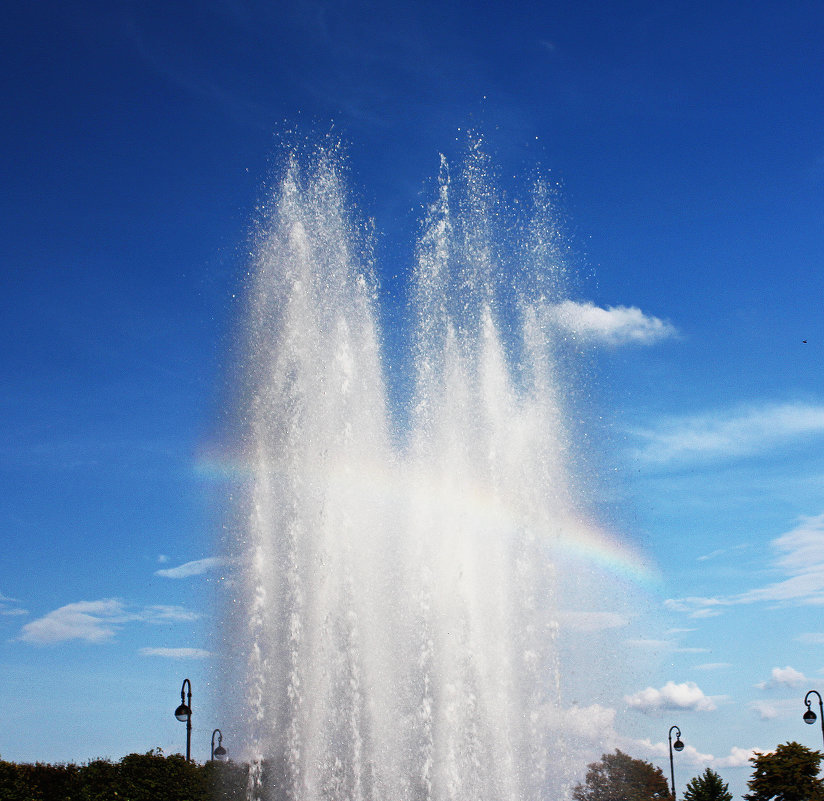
[221,138,630,801]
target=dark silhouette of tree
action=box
[572,749,672,801]
[0,751,250,801]
[683,768,733,801]
[744,741,824,801]
[0,761,30,801]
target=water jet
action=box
[219,138,644,801]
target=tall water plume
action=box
[221,139,632,801]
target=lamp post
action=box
[668,725,684,801]
[803,690,824,748]
[174,678,193,762]
[211,728,227,761]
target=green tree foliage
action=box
[572,749,672,801]
[683,768,733,801]
[744,741,824,801]
[0,751,250,801]
[0,760,31,801]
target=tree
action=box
[744,741,824,801]
[573,750,672,801]
[683,768,733,801]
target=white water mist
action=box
[220,139,625,801]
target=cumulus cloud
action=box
[634,737,714,766]
[155,557,222,579]
[667,514,824,616]
[756,666,808,690]
[632,402,824,464]
[632,739,766,769]
[714,746,766,768]
[546,300,677,346]
[20,599,197,644]
[139,647,211,659]
[625,681,717,714]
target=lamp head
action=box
[213,744,227,759]
[174,703,191,722]
[804,708,817,725]
[673,738,684,752]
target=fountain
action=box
[219,137,644,801]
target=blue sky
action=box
[2,0,824,795]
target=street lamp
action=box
[803,690,824,748]
[174,678,193,762]
[211,728,227,761]
[668,725,684,801]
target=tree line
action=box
[0,750,248,801]
[0,741,821,801]
[572,742,824,801]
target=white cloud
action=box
[748,697,806,721]
[632,740,766,769]
[750,701,779,720]
[756,666,808,690]
[546,300,677,346]
[667,515,824,616]
[698,544,750,562]
[714,746,766,768]
[634,738,714,766]
[20,599,197,644]
[0,607,29,616]
[694,662,733,671]
[625,638,709,654]
[139,647,211,659]
[0,590,27,618]
[142,605,199,623]
[155,557,222,579]
[21,599,129,644]
[632,402,824,464]
[625,681,717,714]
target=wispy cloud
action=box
[694,662,733,671]
[698,544,750,562]
[666,514,824,616]
[139,647,211,660]
[625,681,717,714]
[632,402,824,464]
[0,591,27,617]
[625,638,709,654]
[20,599,197,645]
[546,300,677,346]
[0,607,29,617]
[155,557,222,579]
